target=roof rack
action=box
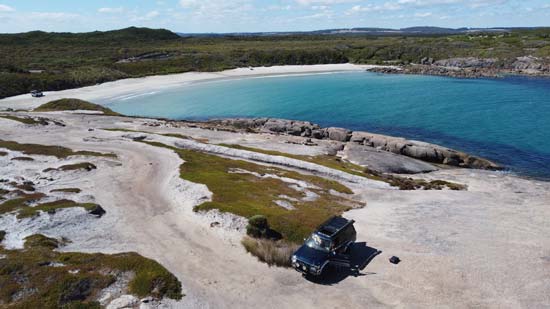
[316,216,355,238]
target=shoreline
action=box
[2,63,548,179]
[0,64,386,110]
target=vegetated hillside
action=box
[34,98,121,116]
[1,27,549,98]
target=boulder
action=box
[263,119,291,133]
[107,295,140,309]
[88,205,106,217]
[311,129,327,139]
[342,144,438,174]
[327,127,351,142]
[288,125,303,136]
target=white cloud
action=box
[179,0,201,8]
[131,10,161,22]
[145,10,160,19]
[347,3,402,14]
[397,0,508,8]
[29,12,80,21]
[179,0,253,20]
[98,7,124,14]
[296,0,358,4]
[414,12,433,17]
[0,4,15,12]
[266,5,292,11]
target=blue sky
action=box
[0,0,549,33]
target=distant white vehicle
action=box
[30,90,44,98]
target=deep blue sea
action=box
[104,72,550,179]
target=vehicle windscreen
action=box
[305,234,331,252]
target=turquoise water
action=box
[104,72,550,179]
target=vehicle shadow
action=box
[305,242,381,285]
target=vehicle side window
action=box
[344,225,355,240]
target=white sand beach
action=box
[0,64,384,110]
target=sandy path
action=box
[1,114,550,308]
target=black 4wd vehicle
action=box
[291,216,357,276]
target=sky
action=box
[0,0,549,33]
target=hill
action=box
[1,26,549,99]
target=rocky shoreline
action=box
[204,118,501,171]
[367,56,550,79]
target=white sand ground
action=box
[0,63,383,110]
[1,112,549,308]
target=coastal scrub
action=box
[141,141,360,243]
[0,234,183,308]
[34,98,121,116]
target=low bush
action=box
[50,188,82,194]
[241,236,299,268]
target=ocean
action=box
[104,72,550,179]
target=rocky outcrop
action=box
[369,56,550,78]
[327,127,351,142]
[511,56,550,74]
[368,65,500,78]
[349,131,500,170]
[210,118,502,171]
[433,57,498,68]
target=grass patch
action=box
[0,192,46,215]
[0,139,116,159]
[0,193,98,218]
[16,199,99,219]
[0,115,47,125]
[363,169,467,191]
[50,188,82,194]
[241,236,299,267]
[10,181,36,192]
[11,156,34,162]
[142,141,358,243]
[34,98,121,116]
[0,234,182,308]
[44,162,97,173]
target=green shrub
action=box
[246,215,269,238]
[24,234,60,249]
